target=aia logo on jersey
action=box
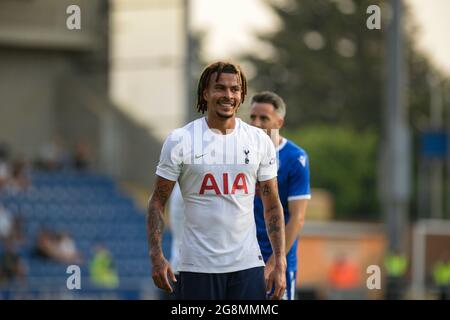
[199,173,248,195]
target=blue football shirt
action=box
[254,138,311,272]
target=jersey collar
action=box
[276,138,287,152]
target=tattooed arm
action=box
[259,177,286,300]
[147,175,176,292]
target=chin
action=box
[215,110,234,119]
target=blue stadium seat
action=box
[0,169,151,298]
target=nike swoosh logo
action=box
[195,153,207,159]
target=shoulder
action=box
[238,119,265,136]
[282,140,309,169]
[178,118,203,134]
[238,119,272,144]
[165,118,202,141]
[284,139,308,158]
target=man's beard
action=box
[215,110,234,119]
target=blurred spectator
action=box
[0,241,27,285]
[37,135,70,171]
[56,232,82,264]
[0,205,25,248]
[5,158,32,195]
[72,140,92,171]
[0,142,11,191]
[0,205,13,242]
[9,214,26,246]
[34,228,82,265]
[432,252,450,300]
[384,250,408,300]
[89,244,119,289]
[327,253,361,299]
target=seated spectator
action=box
[37,135,70,171]
[89,244,119,289]
[0,142,11,191]
[0,205,25,248]
[56,232,83,264]
[0,205,13,243]
[9,214,26,247]
[72,140,92,171]
[34,228,82,265]
[5,158,32,195]
[0,241,27,285]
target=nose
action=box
[224,88,233,99]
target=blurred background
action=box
[0,0,449,300]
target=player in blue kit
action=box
[250,91,311,300]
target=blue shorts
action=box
[266,270,297,300]
[176,267,266,300]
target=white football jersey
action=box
[168,182,184,273]
[156,117,277,273]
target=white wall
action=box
[110,0,186,141]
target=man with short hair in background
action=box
[250,91,311,300]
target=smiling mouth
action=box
[218,100,235,108]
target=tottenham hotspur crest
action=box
[244,149,250,164]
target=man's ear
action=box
[277,117,284,129]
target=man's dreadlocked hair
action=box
[196,61,247,114]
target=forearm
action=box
[284,217,304,254]
[284,200,308,254]
[146,176,175,259]
[264,202,286,260]
[147,202,165,258]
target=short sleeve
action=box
[287,152,311,201]
[155,130,185,181]
[257,133,278,182]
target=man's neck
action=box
[279,136,284,147]
[274,135,284,149]
[205,114,237,135]
[268,128,284,149]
